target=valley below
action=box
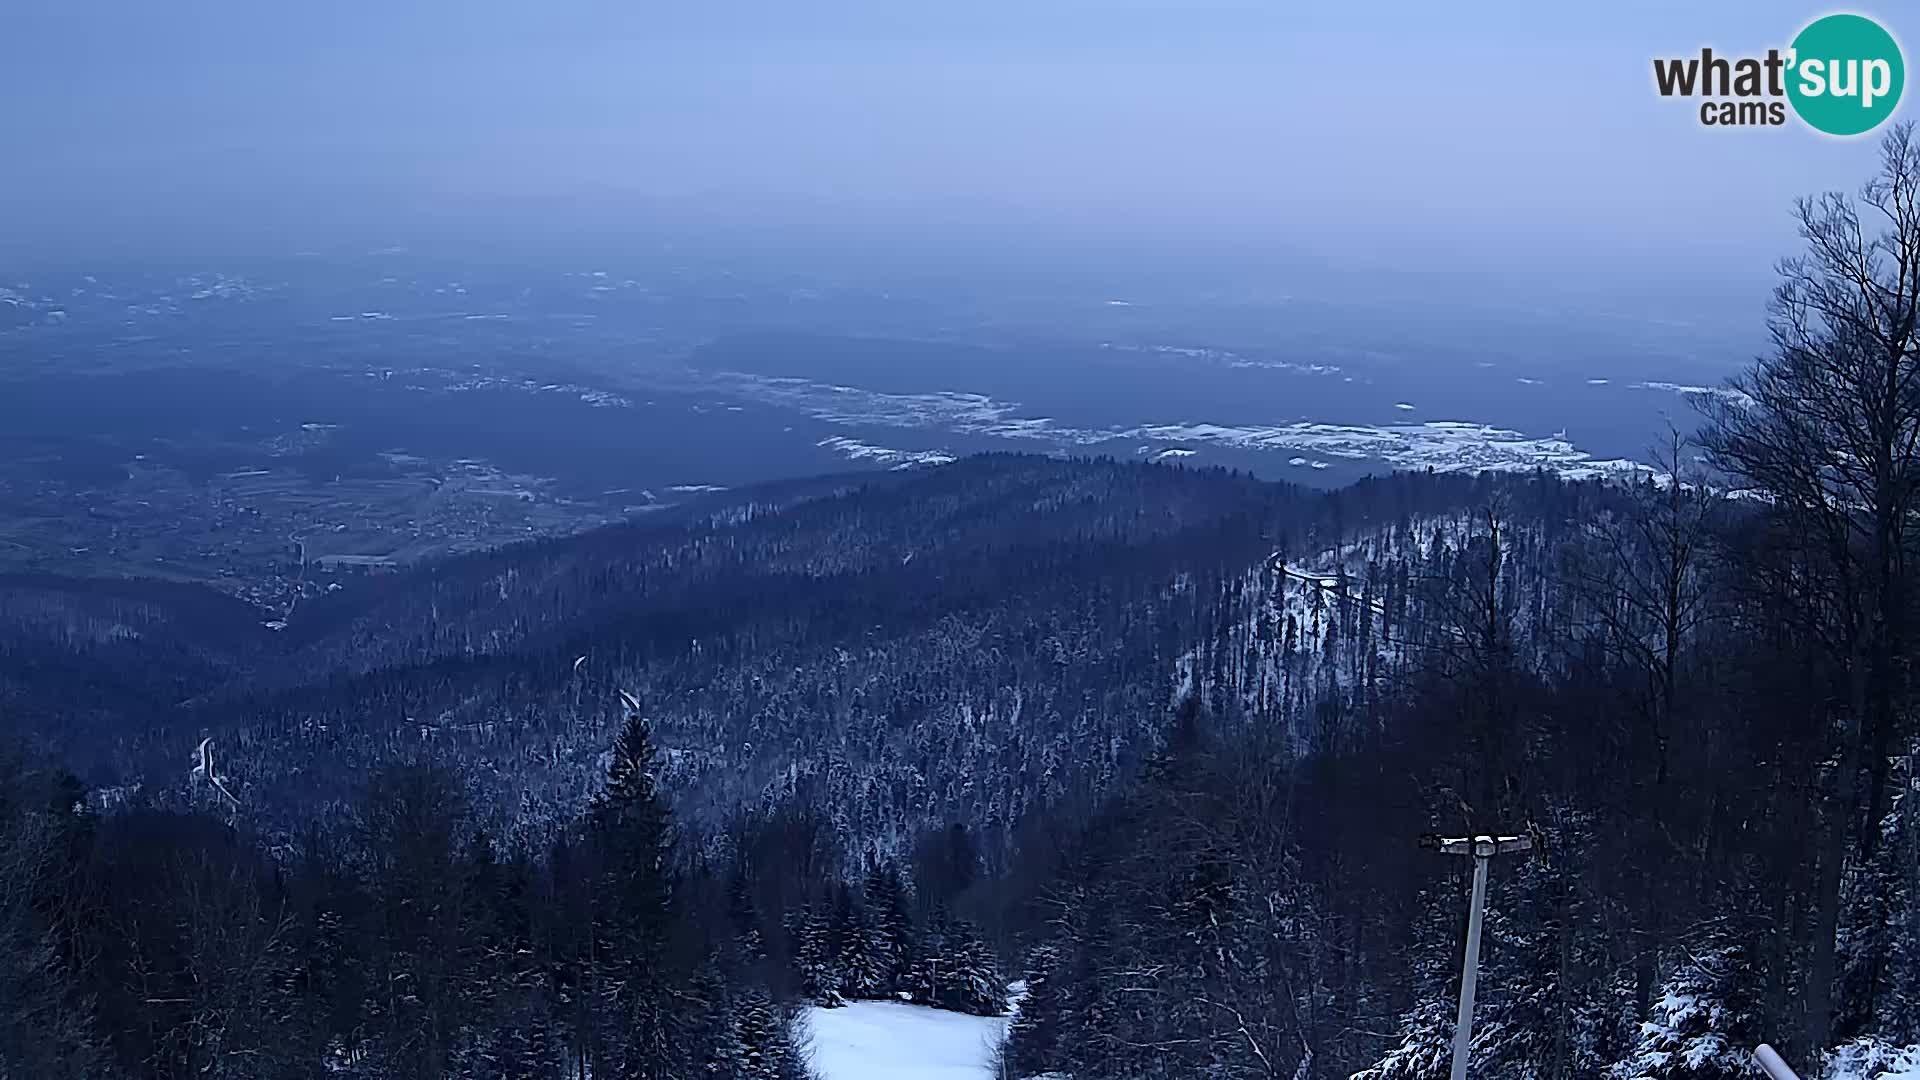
[0,255,1751,609]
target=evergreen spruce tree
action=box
[730,987,801,1080]
[690,960,745,1080]
[864,861,918,998]
[727,859,766,971]
[907,914,947,1007]
[1609,941,1763,1080]
[353,763,481,1080]
[1353,884,1464,1080]
[461,845,559,1079]
[938,918,1005,1016]
[586,694,684,1077]
[825,883,858,999]
[1057,890,1129,1080]
[839,899,890,1000]
[792,905,843,1007]
[1006,941,1064,1075]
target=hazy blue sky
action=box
[1,1,1901,298]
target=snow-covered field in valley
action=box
[805,1001,1011,1080]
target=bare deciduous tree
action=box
[1701,120,1920,1057]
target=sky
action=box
[0,0,1903,312]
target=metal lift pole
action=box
[1420,833,1534,1080]
[1450,850,1491,1080]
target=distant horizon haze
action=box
[2,0,1903,334]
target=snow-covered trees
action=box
[1356,995,1457,1080]
[352,763,481,1080]
[1008,943,1065,1075]
[706,983,811,1080]
[771,850,1007,1019]
[792,905,844,1007]
[1355,884,1469,1080]
[583,696,695,1077]
[1006,706,1316,1079]
[1609,946,1762,1080]
[919,916,1005,1016]
[866,861,919,993]
[837,898,892,999]
[35,446,1920,1080]
[0,709,839,1080]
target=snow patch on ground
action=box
[1631,381,1754,407]
[1828,1039,1920,1080]
[806,1001,1010,1080]
[818,436,958,470]
[705,370,1654,479]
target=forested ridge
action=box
[12,129,1920,1080]
[6,453,1486,851]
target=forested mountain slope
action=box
[1,455,1535,856]
[9,451,1755,1080]
[2,444,1896,1080]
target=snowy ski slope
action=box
[806,1000,1012,1080]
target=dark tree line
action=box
[0,686,1035,1079]
[0,697,822,1079]
[782,822,1006,1017]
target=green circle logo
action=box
[1788,14,1904,136]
